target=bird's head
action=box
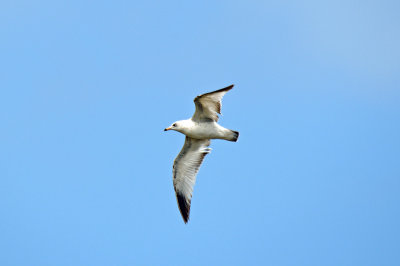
[164,120,186,133]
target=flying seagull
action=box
[164,84,239,223]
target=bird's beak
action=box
[164,127,172,131]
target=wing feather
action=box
[173,137,211,223]
[192,84,234,122]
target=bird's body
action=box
[165,84,238,223]
[169,119,238,141]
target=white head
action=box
[164,120,189,134]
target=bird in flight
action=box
[164,84,239,223]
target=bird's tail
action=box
[228,130,239,142]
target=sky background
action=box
[1,0,400,265]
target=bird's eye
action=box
[172,123,177,127]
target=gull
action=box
[164,84,239,223]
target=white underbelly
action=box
[186,122,225,139]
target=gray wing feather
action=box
[173,137,211,223]
[192,84,234,122]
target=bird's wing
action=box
[192,84,234,122]
[173,137,211,223]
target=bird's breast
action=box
[185,122,221,139]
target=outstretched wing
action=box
[173,137,211,223]
[192,84,234,122]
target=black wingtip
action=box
[176,193,191,223]
[218,84,234,92]
[194,84,235,102]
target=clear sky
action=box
[1,0,400,265]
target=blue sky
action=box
[1,0,400,265]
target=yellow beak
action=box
[164,127,172,131]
